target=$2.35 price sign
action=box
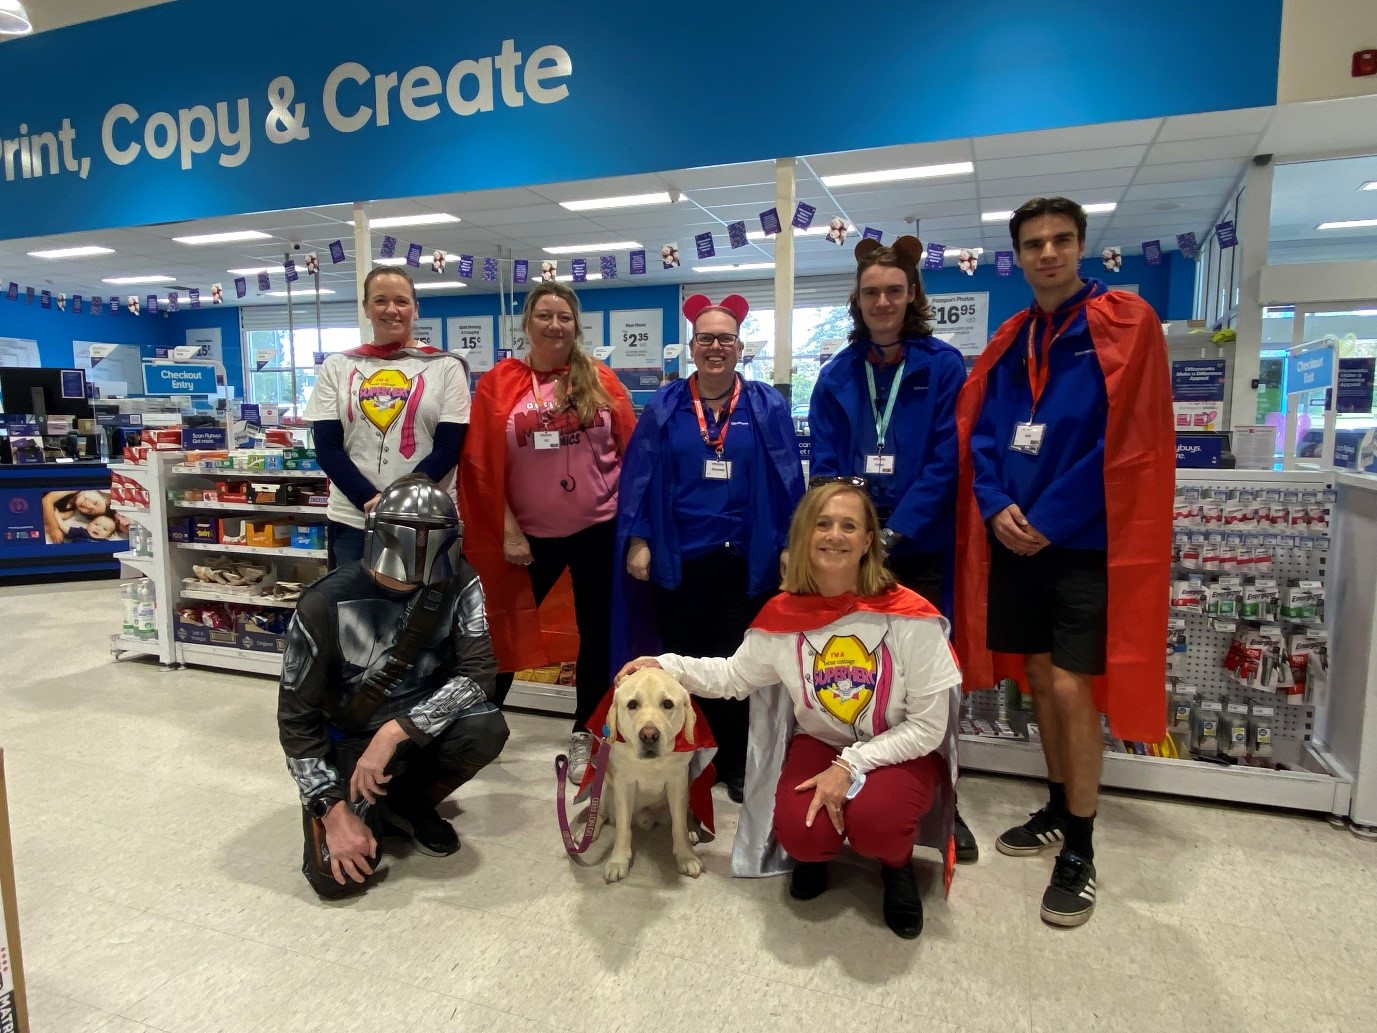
[608,309,662,369]
[927,292,988,356]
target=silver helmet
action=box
[362,477,464,586]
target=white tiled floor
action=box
[3,580,1375,1033]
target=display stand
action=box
[109,454,177,666]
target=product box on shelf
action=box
[191,517,220,544]
[214,480,250,504]
[283,447,321,471]
[219,518,247,545]
[292,525,326,550]
[167,517,195,543]
[304,490,329,507]
[174,611,237,647]
[142,427,185,451]
[245,520,292,548]
[237,613,289,654]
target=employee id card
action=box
[1010,422,1045,455]
[534,430,561,450]
[703,459,732,480]
[864,454,895,475]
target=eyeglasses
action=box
[809,475,869,491]
[692,333,740,348]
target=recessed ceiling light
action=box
[981,210,1015,222]
[555,273,605,282]
[1360,181,1377,191]
[173,230,273,245]
[691,262,775,273]
[820,162,974,188]
[0,1,33,36]
[227,265,287,276]
[265,288,337,297]
[352,213,461,229]
[1317,218,1377,230]
[745,226,848,242]
[981,202,1115,221]
[414,281,467,290]
[543,241,642,255]
[559,192,675,212]
[28,245,115,260]
[102,275,176,285]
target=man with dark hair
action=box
[954,196,1174,927]
[278,476,510,898]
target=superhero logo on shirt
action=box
[808,633,888,726]
[358,368,414,434]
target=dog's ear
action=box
[604,695,619,743]
[681,692,697,747]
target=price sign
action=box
[445,316,495,373]
[581,311,605,349]
[928,291,989,356]
[608,309,662,369]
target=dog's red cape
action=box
[580,687,718,835]
[459,358,637,674]
[953,291,1174,744]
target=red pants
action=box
[773,734,944,869]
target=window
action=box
[241,303,363,417]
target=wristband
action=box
[832,757,867,800]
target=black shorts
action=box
[986,543,1108,675]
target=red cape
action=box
[580,687,718,834]
[346,342,446,358]
[459,357,637,673]
[752,584,945,634]
[953,290,1174,743]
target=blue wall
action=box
[0,296,156,368]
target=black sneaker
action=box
[724,776,745,804]
[880,863,924,940]
[1040,851,1097,927]
[789,861,829,900]
[954,808,979,864]
[995,805,1065,857]
[379,800,460,857]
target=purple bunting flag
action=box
[791,203,816,230]
[862,227,883,242]
[458,254,474,279]
[284,258,299,282]
[147,294,158,314]
[572,258,588,282]
[40,290,51,309]
[406,242,423,267]
[235,277,248,299]
[695,232,715,259]
[727,221,747,249]
[1142,239,1162,266]
[513,259,528,284]
[922,243,946,270]
[1176,232,1199,259]
[1216,221,1237,249]
[168,291,179,312]
[600,255,617,279]
[380,236,397,259]
[759,208,782,236]
[329,240,347,263]
[995,251,1014,276]
[257,272,271,292]
[630,250,647,275]
[189,288,201,308]
[482,257,497,282]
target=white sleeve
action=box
[304,355,343,422]
[656,629,783,700]
[438,356,471,425]
[841,619,960,775]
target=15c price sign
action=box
[928,292,989,356]
[445,315,495,373]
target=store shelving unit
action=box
[108,455,178,667]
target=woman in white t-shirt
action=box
[618,479,962,939]
[305,267,471,567]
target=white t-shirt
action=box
[658,608,960,774]
[305,349,471,528]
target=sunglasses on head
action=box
[809,475,869,491]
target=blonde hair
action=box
[781,482,895,596]
[521,282,613,427]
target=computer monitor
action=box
[0,367,95,423]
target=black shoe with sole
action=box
[954,808,979,864]
[1040,850,1097,927]
[379,800,460,857]
[724,775,745,804]
[880,863,924,939]
[789,861,829,900]
[995,804,1065,857]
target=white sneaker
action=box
[567,732,593,784]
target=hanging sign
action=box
[927,292,988,356]
[1337,357,1375,414]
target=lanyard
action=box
[864,356,906,454]
[1024,307,1083,414]
[689,374,741,457]
[528,366,567,421]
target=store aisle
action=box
[1,580,1374,1033]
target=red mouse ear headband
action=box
[683,293,750,326]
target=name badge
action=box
[864,454,895,475]
[703,459,732,481]
[534,430,561,450]
[1010,422,1045,455]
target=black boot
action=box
[954,807,979,864]
[880,863,924,939]
[789,861,829,900]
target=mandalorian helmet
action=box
[362,476,464,586]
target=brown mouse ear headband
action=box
[854,235,924,275]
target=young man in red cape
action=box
[954,196,1174,928]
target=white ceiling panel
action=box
[973,119,1159,160]
[805,138,975,176]
[1145,135,1262,165]
[1157,107,1273,142]
[1132,158,1248,184]
[1123,177,1242,202]
[1261,95,1377,156]
[979,146,1148,181]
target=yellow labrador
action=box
[596,668,703,883]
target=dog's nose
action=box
[639,727,661,745]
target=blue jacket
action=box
[969,279,1110,549]
[611,377,804,668]
[808,335,965,555]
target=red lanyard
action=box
[528,365,569,421]
[689,374,741,457]
[1025,306,1085,413]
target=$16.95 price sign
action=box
[928,292,988,356]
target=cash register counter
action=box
[0,462,120,582]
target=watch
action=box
[310,796,343,819]
[880,527,902,550]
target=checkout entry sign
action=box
[142,363,218,396]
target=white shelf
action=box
[111,504,150,515]
[112,551,156,569]
[170,500,327,516]
[177,641,283,676]
[171,465,323,480]
[505,679,576,716]
[108,462,163,483]
[173,542,327,559]
[179,586,297,609]
[109,633,161,659]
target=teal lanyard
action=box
[865,356,905,454]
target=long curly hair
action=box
[520,282,613,427]
[846,235,934,344]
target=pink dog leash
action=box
[555,736,611,855]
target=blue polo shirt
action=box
[667,389,758,560]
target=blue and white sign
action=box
[862,227,883,242]
[1337,357,1375,414]
[759,209,782,236]
[1287,347,1335,394]
[1215,221,1238,249]
[995,251,1014,276]
[571,257,587,282]
[630,250,646,276]
[1172,359,1226,430]
[329,240,347,263]
[694,232,715,259]
[1176,435,1225,468]
[1143,239,1162,266]
[142,363,219,396]
[458,254,474,279]
[791,203,816,230]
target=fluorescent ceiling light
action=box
[982,210,1015,222]
[0,1,32,35]
[227,265,286,276]
[173,230,273,245]
[265,288,336,297]
[1361,181,1377,191]
[543,241,642,255]
[820,162,973,188]
[983,202,1115,221]
[559,192,674,212]
[28,245,115,260]
[352,213,461,229]
[102,275,175,285]
[692,262,775,273]
[414,281,467,290]
[555,273,604,282]
[745,226,849,242]
[1317,218,1377,230]
[373,254,459,267]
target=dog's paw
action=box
[676,852,703,878]
[604,854,632,883]
[688,827,701,846]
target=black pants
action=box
[493,519,616,730]
[650,549,771,783]
[301,704,509,899]
[327,523,366,571]
[887,549,944,610]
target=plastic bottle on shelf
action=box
[121,580,139,635]
[135,578,157,639]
